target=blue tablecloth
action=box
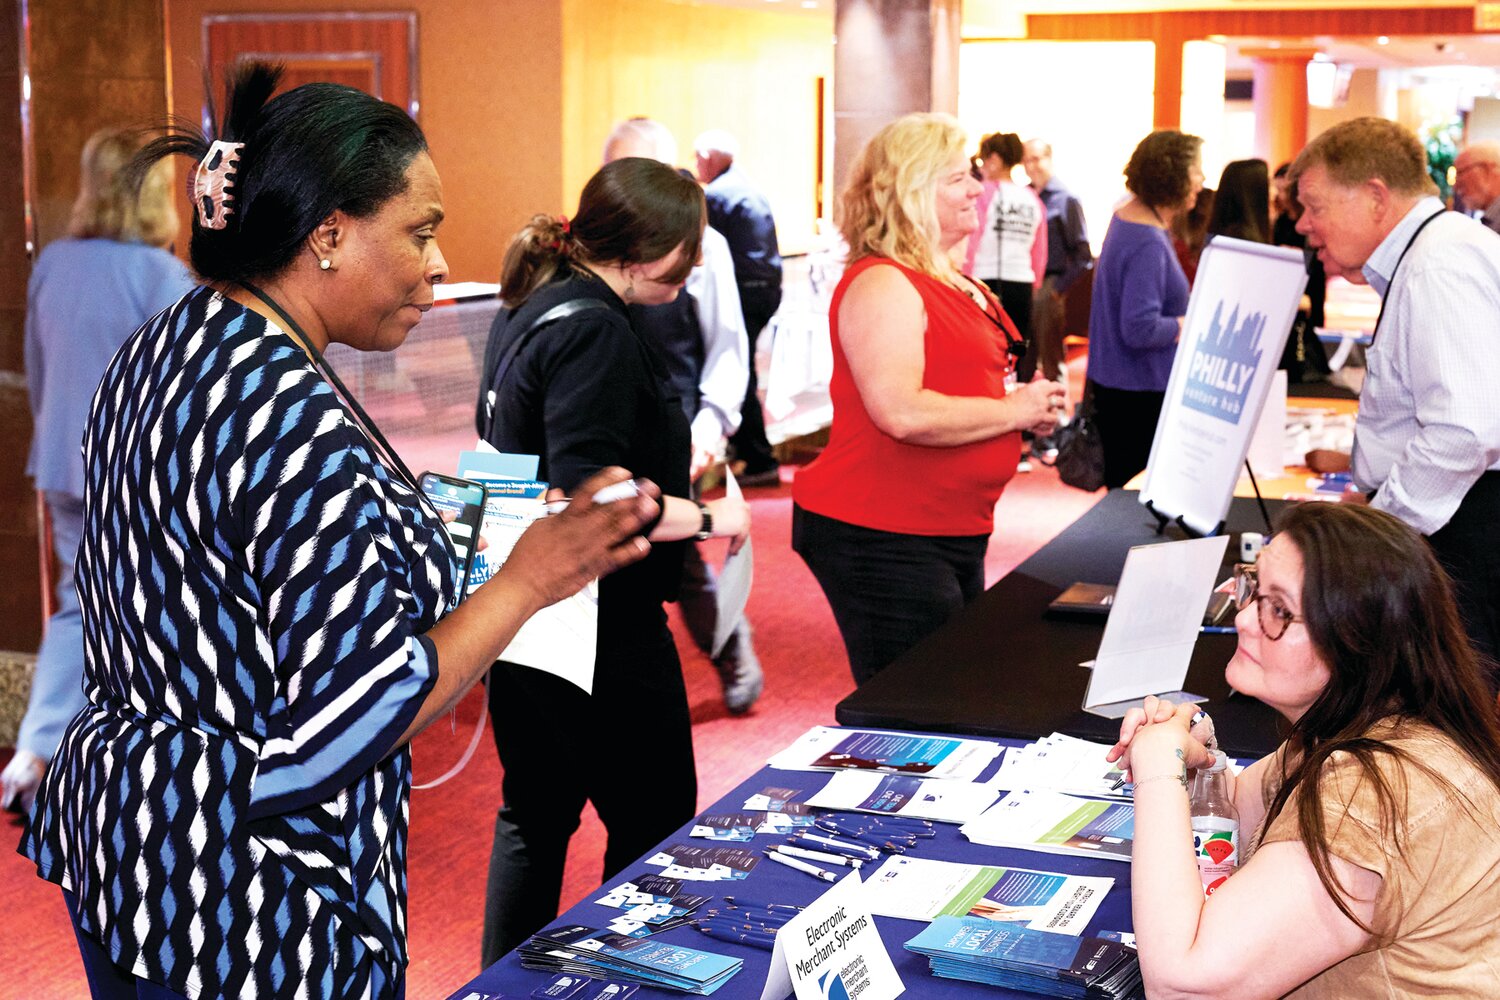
[448,732,1139,999]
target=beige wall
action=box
[561,0,833,253]
[166,0,566,283]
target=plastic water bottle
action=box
[1190,750,1239,896]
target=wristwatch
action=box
[694,500,714,541]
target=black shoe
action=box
[736,466,782,489]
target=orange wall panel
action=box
[167,0,564,283]
[561,0,833,253]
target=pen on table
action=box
[816,816,927,840]
[764,849,838,883]
[701,913,788,932]
[722,896,803,912]
[803,826,907,854]
[692,922,776,950]
[822,811,934,832]
[790,830,880,858]
[771,844,864,869]
[705,908,794,927]
[814,820,918,847]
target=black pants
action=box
[792,505,988,686]
[728,305,779,474]
[983,279,1035,381]
[62,891,193,999]
[481,603,697,964]
[1089,380,1166,489]
[1427,470,1500,686]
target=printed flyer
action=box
[863,856,1112,935]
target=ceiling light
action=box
[1376,36,1389,45]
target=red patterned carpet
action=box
[0,458,1098,998]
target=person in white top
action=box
[1294,116,1500,680]
[964,132,1047,355]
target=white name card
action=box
[759,870,904,1000]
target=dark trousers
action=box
[62,891,191,1000]
[983,279,1035,381]
[792,505,988,686]
[481,605,697,964]
[1427,470,1500,686]
[1089,380,1166,489]
[1027,275,1069,383]
[728,306,779,474]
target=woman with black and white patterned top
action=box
[20,63,656,999]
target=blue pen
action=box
[722,896,803,912]
[824,811,933,831]
[692,923,776,950]
[816,818,920,843]
[1200,625,1236,634]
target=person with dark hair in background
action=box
[20,64,656,999]
[477,156,751,963]
[1292,116,1500,679]
[602,118,763,715]
[1207,158,1271,245]
[1171,184,1215,285]
[1109,502,1500,997]
[1021,138,1092,400]
[694,129,784,487]
[3,127,193,816]
[1086,129,1204,489]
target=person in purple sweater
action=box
[1086,130,1204,488]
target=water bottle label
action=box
[1192,825,1239,896]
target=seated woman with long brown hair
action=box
[1108,502,1500,997]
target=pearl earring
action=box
[319,258,332,271]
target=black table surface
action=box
[835,490,1288,758]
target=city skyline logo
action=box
[1181,300,1267,425]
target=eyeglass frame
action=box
[1232,562,1305,641]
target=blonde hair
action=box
[1291,117,1435,198]
[68,127,178,247]
[838,112,968,281]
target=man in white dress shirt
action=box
[1293,117,1500,679]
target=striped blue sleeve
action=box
[242,398,440,820]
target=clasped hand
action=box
[1104,695,1217,784]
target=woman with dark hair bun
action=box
[1086,129,1205,488]
[1109,502,1500,996]
[477,156,751,963]
[20,63,656,999]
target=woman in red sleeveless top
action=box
[793,113,1066,685]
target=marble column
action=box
[833,0,962,189]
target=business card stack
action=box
[905,916,1143,999]
[516,924,741,995]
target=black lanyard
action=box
[1372,209,1445,344]
[238,281,424,495]
[958,274,1027,360]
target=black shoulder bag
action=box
[1041,380,1106,492]
[480,297,612,442]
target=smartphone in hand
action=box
[418,471,488,607]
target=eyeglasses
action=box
[1233,563,1305,641]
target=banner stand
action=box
[1142,499,1223,539]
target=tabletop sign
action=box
[1139,236,1307,536]
[760,870,904,1000]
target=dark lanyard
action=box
[958,274,1026,361]
[238,280,424,495]
[1372,209,1445,344]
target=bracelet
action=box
[1131,773,1187,792]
